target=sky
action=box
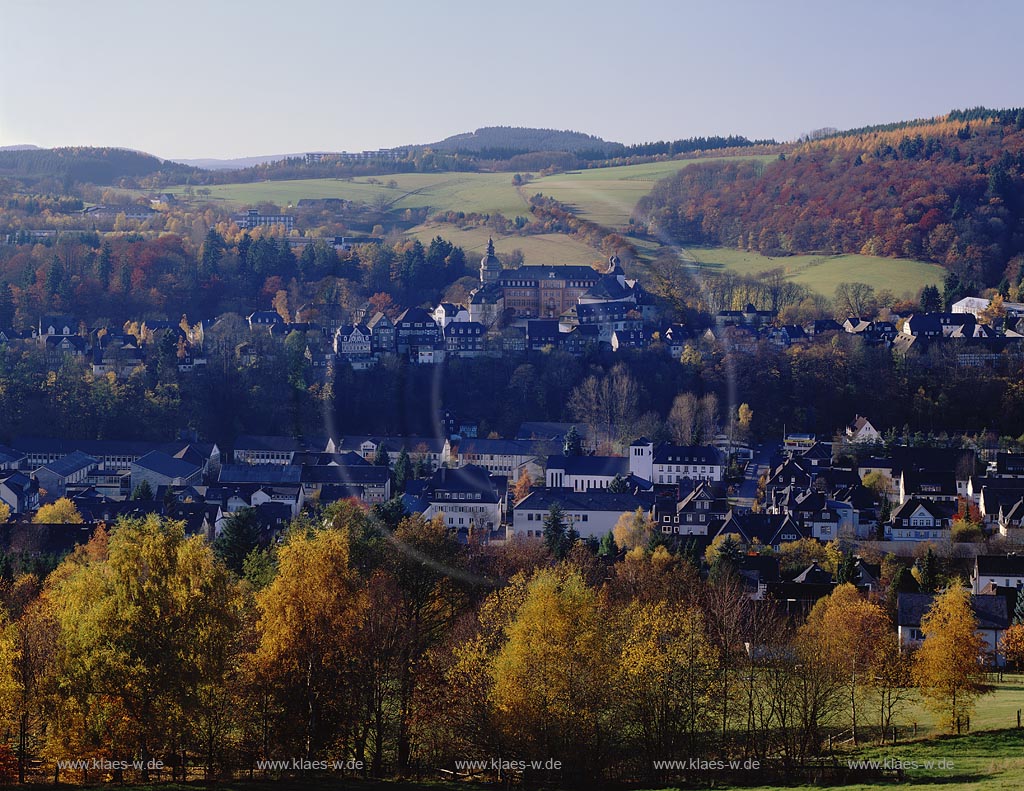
[1,0,1022,161]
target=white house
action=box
[972,554,1024,594]
[846,415,881,444]
[628,439,725,485]
[897,592,1009,664]
[886,498,953,541]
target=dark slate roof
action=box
[395,307,436,325]
[975,554,1024,577]
[454,438,561,457]
[423,464,502,502]
[233,434,310,453]
[498,265,600,284]
[515,488,654,513]
[219,464,302,484]
[582,274,633,301]
[38,450,97,477]
[290,451,369,467]
[0,445,25,465]
[653,445,724,465]
[792,562,834,584]
[0,522,97,555]
[132,451,201,479]
[545,454,629,477]
[897,592,1009,630]
[300,465,390,485]
[891,498,955,521]
[902,470,958,496]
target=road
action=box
[733,443,776,510]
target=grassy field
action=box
[682,246,946,299]
[407,222,605,268]
[168,173,531,217]
[531,154,777,227]
[166,155,775,230]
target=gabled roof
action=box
[897,592,1009,630]
[515,488,653,514]
[300,465,390,485]
[890,498,954,522]
[132,451,201,479]
[975,554,1024,577]
[424,464,502,502]
[395,307,436,325]
[792,562,833,584]
[38,450,97,477]
[653,445,724,465]
[545,454,629,477]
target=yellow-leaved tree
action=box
[45,517,239,780]
[33,498,83,524]
[618,599,718,761]
[798,583,891,744]
[613,507,654,551]
[254,526,367,761]
[490,567,615,781]
[912,586,987,731]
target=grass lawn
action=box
[681,246,946,299]
[407,222,605,268]
[531,154,777,228]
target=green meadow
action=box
[681,246,946,299]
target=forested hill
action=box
[635,108,1024,294]
[427,126,621,157]
[0,146,198,187]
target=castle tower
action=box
[479,238,502,285]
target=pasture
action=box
[681,246,946,299]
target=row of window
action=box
[524,512,589,522]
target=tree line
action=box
[0,507,997,786]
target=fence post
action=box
[1017,708,1021,728]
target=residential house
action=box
[419,465,506,534]
[433,302,470,328]
[652,481,730,536]
[443,321,487,356]
[247,311,284,329]
[628,439,725,485]
[972,555,1024,594]
[300,465,391,504]
[365,312,396,354]
[886,498,954,541]
[846,415,882,444]
[897,592,1008,663]
[394,307,442,359]
[0,472,40,515]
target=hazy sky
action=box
[1,0,1021,160]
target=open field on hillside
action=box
[407,222,605,267]
[166,173,532,217]
[682,245,946,298]
[531,154,777,227]
[165,155,776,229]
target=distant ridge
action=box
[426,126,621,155]
[170,153,324,170]
[0,144,41,151]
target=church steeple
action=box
[479,237,501,284]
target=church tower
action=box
[479,238,502,285]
